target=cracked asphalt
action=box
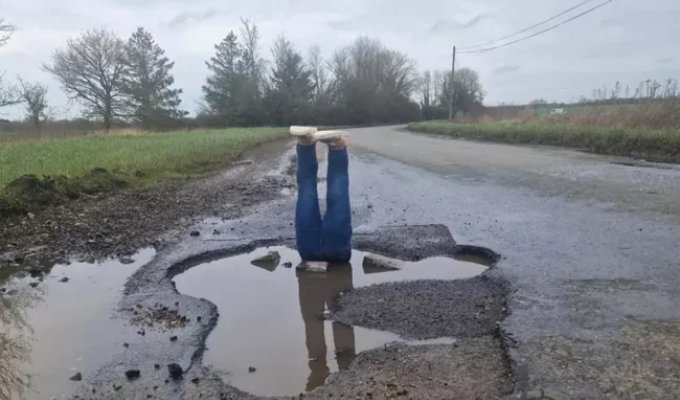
[350,126,680,399]
[66,125,680,399]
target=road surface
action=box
[58,125,680,399]
[350,126,680,399]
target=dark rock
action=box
[167,363,183,380]
[120,257,134,265]
[248,366,257,373]
[232,159,254,166]
[170,335,178,342]
[69,372,82,381]
[197,316,202,322]
[362,254,401,274]
[59,277,69,283]
[7,289,18,296]
[251,251,281,271]
[29,268,43,278]
[123,343,129,348]
[29,282,39,288]
[191,377,200,384]
[154,363,160,370]
[125,369,141,380]
[190,231,200,237]
[283,262,293,268]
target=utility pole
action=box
[448,45,456,121]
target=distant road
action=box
[351,125,680,221]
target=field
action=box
[0,128,287,215]
[409,101,680,163]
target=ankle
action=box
[297,135,317,146]
[328,136,348,150]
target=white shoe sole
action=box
[315,130,348,142]
[290,126,318,137]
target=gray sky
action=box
[1,0,678,120]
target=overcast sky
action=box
[1,0,678,120]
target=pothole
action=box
[0,249,155,400]
[173,246,492,397]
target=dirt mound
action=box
[0,169,127,217]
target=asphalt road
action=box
[72,126,680,399]
[350,126,680,399]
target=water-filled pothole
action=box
[0,249,155,400]
[174,246,490,397]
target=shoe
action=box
[290,126,318,144]
[315,130,347,143]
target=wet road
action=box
[350,126,680,398]
[15,126,675,399]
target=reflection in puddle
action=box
[174,246,488,396]
[0,249,155,400]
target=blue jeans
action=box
[295,143,352,262]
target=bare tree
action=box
[239,18,264,87]
[433,70,444,105]
[45,29,127,132]
[663,79,678,98]
[420,70,432,107]
[0,19,19,108]
[611,81,621,100]
[437,68,484,114]
[307,45,327,102]
[328,37,418,123]
[17,77,48,129]
[0,18,14,48]
[0,74,19,107]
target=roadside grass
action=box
[0,127,287,215]
[408,120,680,163]
[473,100,680,130]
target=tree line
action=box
[1,18,485,131]
[417,69,484,120]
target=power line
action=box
[459,0,614,54]
[459,0,597,51]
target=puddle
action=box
[0,249,155,400]
[174,246,488,396]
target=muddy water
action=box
[174,246,488,397]
[0,249,155,400]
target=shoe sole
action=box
[290,126,318,137]
[315,130,348,142]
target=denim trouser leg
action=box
[295,144,323,260]
[321,148,352,262]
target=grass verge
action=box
[0,128,287,216]
[408,120,680,163]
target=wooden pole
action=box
[448,45,456,120]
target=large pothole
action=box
[0,249,155,400]
[174,245,497,397]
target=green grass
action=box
[408,120,680,163]
[0,128,287,188]
[0,128,287,216]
